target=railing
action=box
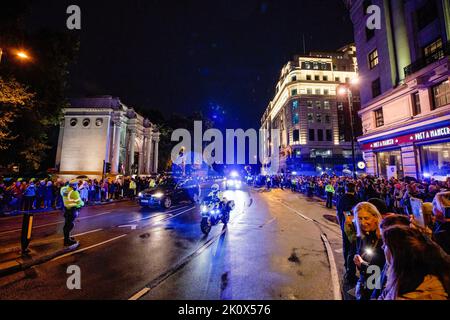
[404,42,450,77]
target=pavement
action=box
[0,185,352,300]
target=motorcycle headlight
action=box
[153,192,164,198]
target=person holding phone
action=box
[431,191,450,254]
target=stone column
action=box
[111,121,122,174]
[128,129,136,175]
[138,136,144,175]
[146,132,153,174]
[153,132,160,173]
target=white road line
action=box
[277,201,314,222]
[129,206,190,223]
[321,234,342,300]
[52,234,127,261]
[72,228,103,237]
[0,211,115,235]
[150,207,196,224]
[128,288,151,300]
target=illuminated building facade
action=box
[56,96,160,179]
[346,0,450,179]
[260,45,362,174]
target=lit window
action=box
[324,101,330,109]
[292,113,299,125]
[432,80,450,109]
[308,113,314,123]
[424,38,443,58]
[316,114,322,123]
[368,49,379,69]
[307,100,313,108]
[412,92,421,116]
[374,108,384,127]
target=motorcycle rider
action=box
[61,180,84,246]
[208,183,224,203]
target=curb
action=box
[0,243,80,277]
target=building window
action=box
[318,129,324,141]
[313,62,319,70]
[424,38,443,58]
[432,80,450,109]
[374,108,384,127]
[315,89,321,95]
[291,75,297,82]
[337,102,344,111]
[291,89,298,96]
[372,78,381,97]
[420,142,450,177]
[335,77,340,82]
[363,0,372,14]
[70,118,78,127]
[325,115,330,124]
[315,101,322,108]
[306,75,312,80]
[417,0,438,31]
[307,88,313,95]
[368,49,379,69]
[293,129,300,142]
[316,114,322,123]
[307,100,313,108]
[292,113,299,125]
[292,100,298,109]
[412,92,421,116]
[308,113,314,123]
[314,75,320,81]
[326,129,332,141]
[366,26,375,42]
[309,129,315,141]
[324,101,330,109]
[345,77,350,83]
[323,75,328,81]
[324,89,329,95]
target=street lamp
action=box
[338,77,359,179]
[0,48,32,64]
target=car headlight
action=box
[138,192,143,197]
[153,192,164,198]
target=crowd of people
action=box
[0,176,160,215]
[252,173,450,300]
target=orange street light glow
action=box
[16,51,30,60]
[338,87,348,95]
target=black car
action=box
[138,178,201,209]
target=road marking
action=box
[119,224,138,230]
[321,234,342,300]
[52,234,127,261]
[0,211,115,235]
[128,206,190,223]
[128,288,151,300]
[277,201,313,222]
[150,207,196,225]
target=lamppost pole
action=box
[347,88,357,179]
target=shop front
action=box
[360,122,450,180]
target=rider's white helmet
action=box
[211,184,220,192]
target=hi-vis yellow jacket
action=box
[61,186,85,209]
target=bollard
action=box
[21,212,34,254]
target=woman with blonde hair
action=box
[352,202,385,300]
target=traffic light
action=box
[105,162,112,173]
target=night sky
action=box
[27,0,354,129]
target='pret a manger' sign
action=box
[362,125,450,150]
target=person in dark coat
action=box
[336,182,360,284]
[353,202,385,300]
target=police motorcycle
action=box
[200,184,235,235]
